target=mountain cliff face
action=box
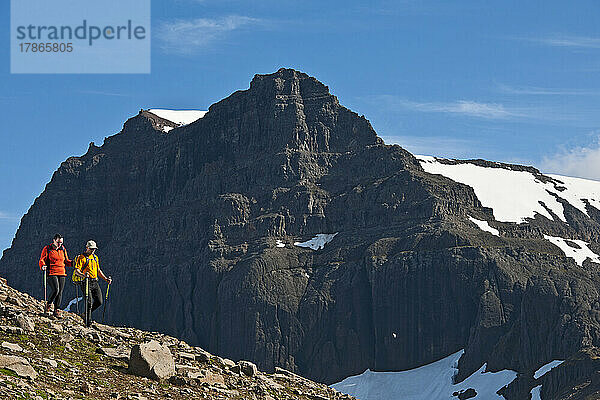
[2,68,600,398]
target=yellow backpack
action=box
[71,254,97,283]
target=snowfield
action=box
[63,296,83,312]
[148,109,207,130]
[531,385,542,400]
[416,155,600,224]
[543,235,600,266]
[468,216,500,236]
[332,350,517,400]
[529,361,565,400]
[534,360,564,379]
[294,233,338,250]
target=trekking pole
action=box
[75,281,80,314]
[43,269,47,312]
[102,282,110,324]
[85,277,89,327]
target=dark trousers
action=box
[79,279,103,326]
[47,275,66,309]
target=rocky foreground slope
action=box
[0,275,352,400]
[3,68,600,399]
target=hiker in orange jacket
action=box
[39,233,72,318]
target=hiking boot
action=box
[53,309,63,319]
[44,303,52,314]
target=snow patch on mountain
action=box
[276,240,286,248]
[148,109,207,129]
[332,349,517,400]
[468,216,500,236]
[531,385,542,400]
[294,233,338,250]
[543,235,600,266]
[63,296,83,312]
[534,360,564,379]
[547,174,600,216]
[416,155,600,224]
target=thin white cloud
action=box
[76,90,130,97]
[375,95,520,119]
[521,34,600,49]
[0,212,18,221]
[541,135,600,181]
[436,100,513,119]
[370,94,598,124]
[157,16,262,54]
[381,135,481,158]
[497,83,600,96]
[381,135,536,167]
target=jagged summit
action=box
[104,68,383,157]
[122,109,179,134]
[248,68,332,100]
[183,67,383,154]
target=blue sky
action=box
[1,0,600,252]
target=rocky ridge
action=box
[0,275,353,400]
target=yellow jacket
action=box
[72,253,100,281]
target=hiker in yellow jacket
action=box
[73,240,112,326]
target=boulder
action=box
[1,341,24,352]
[15,313,35,333]
[0,354,37,379]
[239,361,258,377]
[128,340,175,380]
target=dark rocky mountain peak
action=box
[191,67,383,155]
[134,109,180,133]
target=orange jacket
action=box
[39,245,72,276]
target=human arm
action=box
[72,255,86,278]
[74,268,86,278]
[64,248,72,268]
[98,268,112,284]
[39,246,48,271]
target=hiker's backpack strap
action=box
[61,246,68,263]
[83,255,91,274]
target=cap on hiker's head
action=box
[86,240,98,249]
